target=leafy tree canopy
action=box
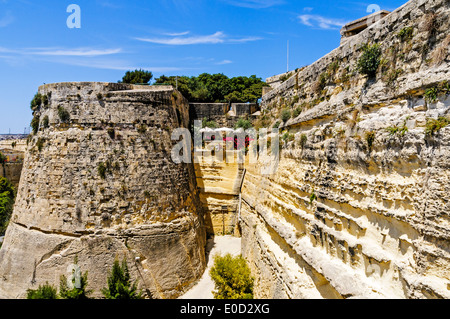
[154,73,268,103]
[0,176,15,235]
[120,69,153,84]
[210,254,254,299]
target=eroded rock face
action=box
[241,0,450,299]
[0,82,206,299]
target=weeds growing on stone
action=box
[425,117,449,136]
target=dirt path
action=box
[179,235,241,299]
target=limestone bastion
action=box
[240,0,450,299]
[0,82,206,299]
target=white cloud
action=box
[136,31,226,45]
[135,31,261,45]
[298,14,348,30]
[30,48,123,57]
[216,60,233,65]
[0,46,182,72]
[228,36,262,43]
[222,0,284,9]
[163,31,191,37]
[0,47,122,57]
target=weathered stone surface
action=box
[241,0,450,299]
[0,83,206,299]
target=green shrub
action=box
[210,254,254,299]
[279,73,292,83]
[30,93,43,111]
[309,191,317,204]
[299,134,307,148]
[42,116,49,129]
[424,87,439,103]
[202,117,218,129]
[102,258,143,299]
[281,108,291,122]
[272,121,281,129]
[292,107,302,118]
[438,80,450,94]
[59,259,91,299]
[327,61,340,75]
[57,106,70,123]
[26,283,58,299]
[425,117,449,136]
[365,131,376,151]
[357,43,382,78]
[398,27,414,41]
[36,138,45,152]
[282,132,294,143]
[386,123,408,136]
[314,72,329,94]
[235,118,252,130]
[98,162,107,179]
[31,115,40,134]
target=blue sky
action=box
[0,0,406,133]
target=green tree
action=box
[26,283,59,299]
[120,69,153,84]
[210,254,254,299]
[0,176,15,235]
[59,259,92,299]
[154,73,267,103]
[102,258,143,299]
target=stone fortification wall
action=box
[241,0,450,299]
[0,82,206,299]
[189,102,259,128]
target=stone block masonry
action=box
[241,0,450,299]
[0,82,206,299]
[189,102,259,128]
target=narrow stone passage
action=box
[179,236,241,299]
